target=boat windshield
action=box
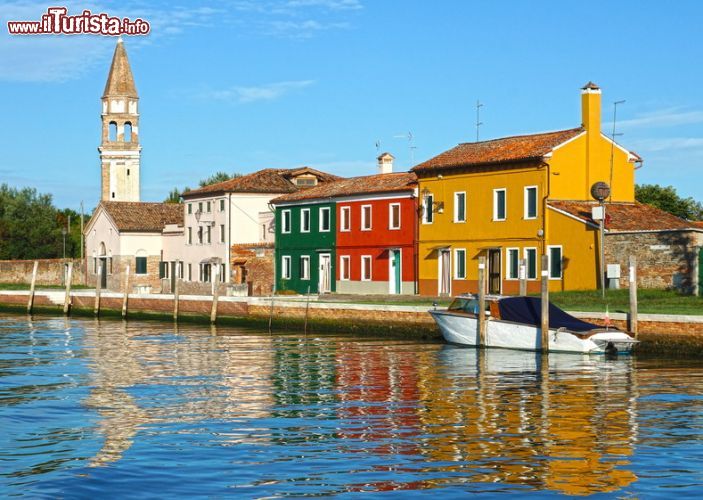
[447,297,480,314]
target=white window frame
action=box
[219,224,225,243]
[524,186,538,220]
[493,188,507,221]
[454,248,466,279]
[300,208,311,233]
[340,255,350,281]
[454,191,466,223]
[340,206,351,232]
[506,247,520,280]
[282,209,291,234]
[361,204,372,231]
[187,227,192,245]
[361,255,372,281]
[524,247,537,280]
[300,255,310,280]
[319,207,331,232]
[548,245,563,280]
[206,226,211,244]
[389,203,401,230]
[282,256,291,280]
[219,199,225,212]
[422,193,434,224]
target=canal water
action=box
[1,314,702,498]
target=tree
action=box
[635,184,703,221]
[198,171,241,187]
[0,184,64,259]
[164,187,183,204]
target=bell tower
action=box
[99,37,141,202]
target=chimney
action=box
[377,152,394,174]
[581,81,601,136]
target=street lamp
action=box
[590,182,611,299]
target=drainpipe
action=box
[413,190,419,295]
[227,192,232,286]
[541,161,550,258]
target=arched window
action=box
[124,122,132,142]
[108,121,117,141]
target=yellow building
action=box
[412,82,641,295]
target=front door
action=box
[439,249,451,296]
[488,249,501,294]
[318,254,331,294]
[100,258,107,289]
[389,249,402,294]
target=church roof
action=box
[98,202,183,232]
[103,39,138,98]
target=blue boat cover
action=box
[498,297,604,332]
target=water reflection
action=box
[2,314,703,497]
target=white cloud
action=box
[285,0,363,10]
[628,137,703,153]
[615,107,703,129]
[203,79,316,103]
[265,19,348,38]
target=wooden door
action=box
[488,249,501,294]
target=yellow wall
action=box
[546,208,599,291]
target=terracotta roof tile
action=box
[183,167,341,197]
[103,40,137,98]
[100,201,183,232]
[272,172,417,204]
[690,220,703,229]
[412,128,584,173]
[548,200,697,232]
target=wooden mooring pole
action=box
[27,261,38,314]
[268,286,275,334]
[519,258,527,296]
[304,286,311,335]
[478,256,487,347]
[210,282,219,324]
[63,261,73,316]
[173,270,180,322]
[94,262,102,317]
[121,265,130,319]
[540,255,549,353]
[629,255,638,339]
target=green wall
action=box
[275,202,336,294]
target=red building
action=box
[335,171,417,295]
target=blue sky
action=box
[1,0,702,210]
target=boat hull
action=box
[429,310,637,354]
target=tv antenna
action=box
[475,100,483,142]
[375,139,381,154]
[394,131,416,166]
[608,99,625,201]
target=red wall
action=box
[336,196,417,282]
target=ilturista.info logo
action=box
[7,7,150,35]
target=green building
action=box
[273,200,336,294]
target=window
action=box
[160,262,170,279]
[493,189,506,221]
[525,248,537,280]
[206,201,211,213]
[188,263,192,281]
[206,226,211,244]
[197,226,203,244]
[454,249,466,279]
[548,246,563,279]
[135,256,147,275]
[177,262,184,279]
[198,202,203,213]
[524,186,538,219]
[300,256,310,280]
[124,122,132,142]
[361,205,372,231]
[282,210,291,234]
[340,256,350,280]
[506,248,519,279]
[296,177,316,186]
[340,206,351,232]
[200,263,211,283]
[187,227,192,245]
[108,121,117,141]
[219,199,225,211]
[319,207,331,232]
[220,264,226,283]
[188,203,192,215]
[361,255,372,281]
[282,256,291,279]
[423,194,434,224]
[219,224,225,243]
[389,203,401,230]
[454,192,466,223]
[301,208,311,233]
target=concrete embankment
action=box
[1,290,702,356]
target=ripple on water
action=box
[1,314,703,497]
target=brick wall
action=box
[605,231,700,293]
[0,259,86,286]
[86,255,163,293]
[231,244,274,296]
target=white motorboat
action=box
[430,295,638,355]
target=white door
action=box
[318,254,331,294]
[438,249,451,296]
[388,249,401,294]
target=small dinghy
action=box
[430,295,638,355]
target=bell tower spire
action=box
[99,37,141,202]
